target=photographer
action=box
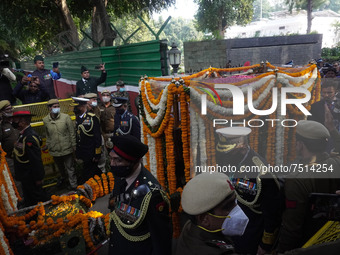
[0,54,16,104]
[13,75,49,104]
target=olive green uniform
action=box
[278,153,340,252]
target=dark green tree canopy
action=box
[194,0,254,38]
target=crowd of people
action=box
[1,54,340,255]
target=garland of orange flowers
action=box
[178,86,191,182]
[0,152,17,212]
[0,147,21,202]
[165,116,176,195]
[155,137,166,188]
[0,221,14,255]
[107,172,115,192]
[94,175,104,197]
[101,173,109,195]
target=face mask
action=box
[116,108,125,115]
[73,107,81,116]
[221,205,249,236]
[111,165,133,178]
[102,96,110,103]
[91,101,98,107]
[119,88,126,92]
[51,108,60,114]
[12,122,19,129]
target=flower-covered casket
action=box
[139,62,321,237]
[0,145,115,254]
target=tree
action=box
[194,0,254,38]
[285,0,326,33]
[0,0,175,56]
[253,0,275,21]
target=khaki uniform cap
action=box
[296,120,330,139]
[0,100,11,111]
[101,89,111,95]
[181,172,235,215]
[84,93,98,99]
[47,99,59,106]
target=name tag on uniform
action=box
[121,121,128,127]
[44,74,52,80]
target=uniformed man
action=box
[278,120,340,252]
[76,65,107,96]
[215,127,282,255]
[176,172,247,255]
[108,135,172,255]
[71,97,102,182]
[12,108,49,206]
[84,92,106,173]
[112,97,140,140]
[112,80,132,112]
[0,100,22,196]
[84,93,101,120]
[99,89,115,148]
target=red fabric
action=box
[244,61,251,66]
[13,110,31,116]
[113,145,137,161]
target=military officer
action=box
[108,135,172,255]
[12,108,49,206]
[215,127,282,255]
[72,97,102,182]
[84,92,101,120]
[112,97,141,140]
[76,65,106,96]
[278,120,340,252]
[99,89,116,149]
[112,80,132,112]
[0,100,22,196]
[176,172,247,255]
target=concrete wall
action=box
[184,34,322,72]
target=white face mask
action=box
[221,205,249,236]
[51,108,60,114]
[102,96,110,103]
[91,101,98,107]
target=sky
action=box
[152,0,198,20]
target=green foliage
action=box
[0,0,175,59]
[321,46,340,62]
[155,17,205,49]
[194,0,254,37]
[253,0,273,20]
[319,0,340,13]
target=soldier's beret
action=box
[296,120,330,140]
[181,172,235,215]
[47,99,59,106]
[0,100,11,111]
[112,97,128,107]
[33,55,44,63]
[116,80,125,86]
[84,93,98,99]
[13,108,35,116]
[70,97,89,106]
[81,65,88,73]
[112,135,148,162]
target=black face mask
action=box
[12,122,19,129]
[73,107,81,116]
[111,164,134,177]
[116,108,125,115]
